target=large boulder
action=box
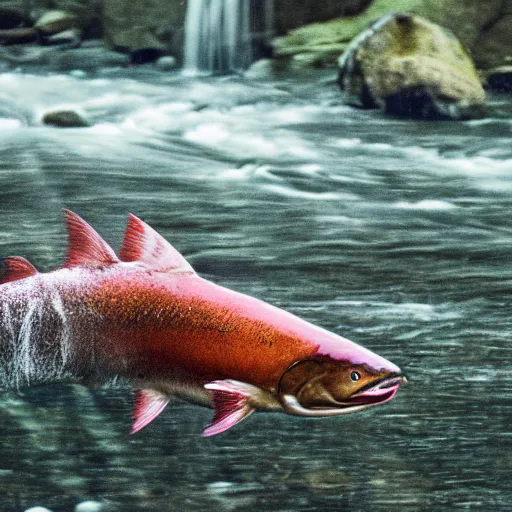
[337,13,486,119]
[103,0,186,62]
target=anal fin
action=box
[202,380,258,437]
[131,389,170,434]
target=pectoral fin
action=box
[131,389,170,434]
[202,380,258,437]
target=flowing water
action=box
[0,68,511,511]
[184,0,274,73]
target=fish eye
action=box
[350,371,361,382]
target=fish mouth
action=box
[280,375,406,417]
[346,375,405,406]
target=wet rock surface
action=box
[41,109,90,128]
[337,13,486,119]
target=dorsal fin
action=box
[119,213,194,273]
[0,256,38,285]
[63,209,119,268]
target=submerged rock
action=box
[53,47,130,71]
[338,13,485,120]
[305,470,352,497]
[42,110,90,128]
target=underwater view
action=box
[0,67,511,511]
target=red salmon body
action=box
[0,211,405,436]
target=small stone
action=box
[69,69,87,78]
[42,110,90,128]
[48,28,81,47]
[24,507,54,512]
[75,501,104,512]
[156,55,177,71]
[35,10,77,35]
[245,59,274,79]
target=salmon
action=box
[0,211,405,436]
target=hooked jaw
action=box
[278,353,406,418]
[280,374,405,417]
[281,376,407,418]
[348,374,405,406]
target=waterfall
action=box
[184,0,274,74]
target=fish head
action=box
[278,348,405,417]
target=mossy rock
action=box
[338,13,485,119]
[273,0,424,66]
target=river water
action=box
[0,69,511,512]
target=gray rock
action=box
[245,59,275,79]
[103,0,186,53]
[156,55,177,70]
[35,9,78,34]
[48,28,81,46]
[42,110,90,128]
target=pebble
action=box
[156,55,177,71]
[24,508,53,512]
